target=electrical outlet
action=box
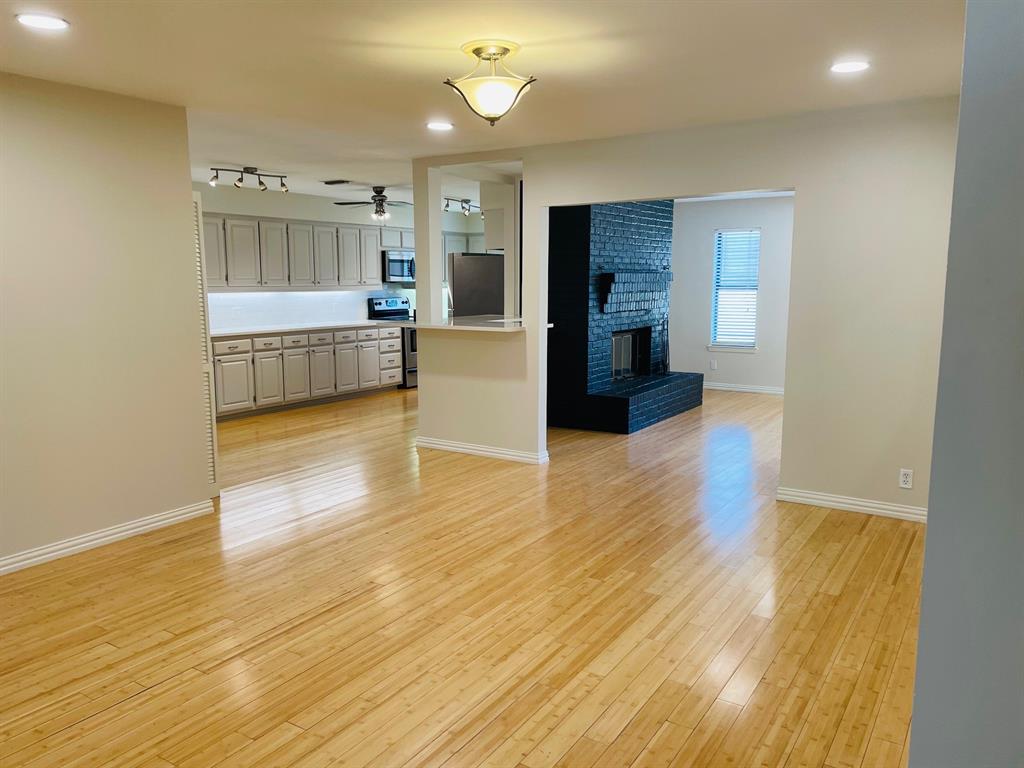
[710,359,718,371]
[899,469,914,489]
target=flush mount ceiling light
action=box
[210,166,288,192]
[16,13,69,30]
[831,60,870,74]
[444,40,535,126]
[427,121,454,131]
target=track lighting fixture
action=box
[208,166,289,193]
[441,197,484,216]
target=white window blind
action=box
[712,229,760,347]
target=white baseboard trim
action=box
[776,487,927,523]
[416,436,550,465]
[704,382,785,396]
[0,499,216,576]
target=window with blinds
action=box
[711,229,761,347]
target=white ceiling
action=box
[1,1,965,198]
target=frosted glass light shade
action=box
[449,77,531,123]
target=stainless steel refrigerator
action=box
[446,251,504,316]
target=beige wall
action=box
[1,75,212,560]
[194,183,483,233]
[671,196,794,392]
[414,97,956,508]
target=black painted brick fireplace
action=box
[547,200,703,433]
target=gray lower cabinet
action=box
[253,351,284,407]
[202,216,228,287]
[335,343,359,392]
[287,223,315,286]
[357,342,380,389]
[283,348,311,402]
[225,219,261,286]
[258,220,289,286]
[309,346,336,397]
[214,353,254,414]
[314,225,339,286]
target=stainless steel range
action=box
[367,297,416,388]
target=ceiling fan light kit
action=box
[444,40,535,126]
[333,185,412,220]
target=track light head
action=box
[257,176,268,192]
[234,173,244,189]
[280,178,288,193]
[209,170,219,187]
[444,199,450,212]
[461,199,471,216]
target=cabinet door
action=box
[287,223,315,286]
[214,353,254,414]
[202,216,227,287]
[225,219,261,286]
[359,228,382,286]
[283,348,310,402]
[443,233,468,255]
[313,225,339,286]
[380,227,402,249]
[357,342,380,389]
[253,351,284,407]
[400,229,415,249]
[309,346,336,397]
[339,226,362,286]
[468,234,486,253]
[335,344,359,392]
[259,220,289,286]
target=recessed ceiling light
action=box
[16,13,69,30]
[831,60,870,74]
[427,121,454,131]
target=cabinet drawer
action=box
[378,327,401,339]
[379,338,401,353]
[380,352,401,370]
[381,369,402,386]
[357,328,379,341]
[253,336,282,351]
[283,334,308,348]
[334,329,358,343]
[213,338,252,355]
[309,332,334,346]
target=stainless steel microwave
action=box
[383,250,415,283]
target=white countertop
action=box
[210,316,544,337]
[209,320,382,337]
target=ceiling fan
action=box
[333,185,412,221]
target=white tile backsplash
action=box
[208,289,414,333]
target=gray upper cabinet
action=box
[314,225,339,286]
[214,353,254,414]
[359,228,382,286]
[202,216,228,287]
[380,227,402,249]
[469,233,486,253]
[253,350,284,407]
[444,232,469,256]
[287,223,315,286]
[225,219,261,286]
[339,226,362,286]
[400,229,415,249]
[259,221,289,286]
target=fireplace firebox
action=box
[611,327,651,380]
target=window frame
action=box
[709,227,762,351]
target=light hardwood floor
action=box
[0,389,922,767]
